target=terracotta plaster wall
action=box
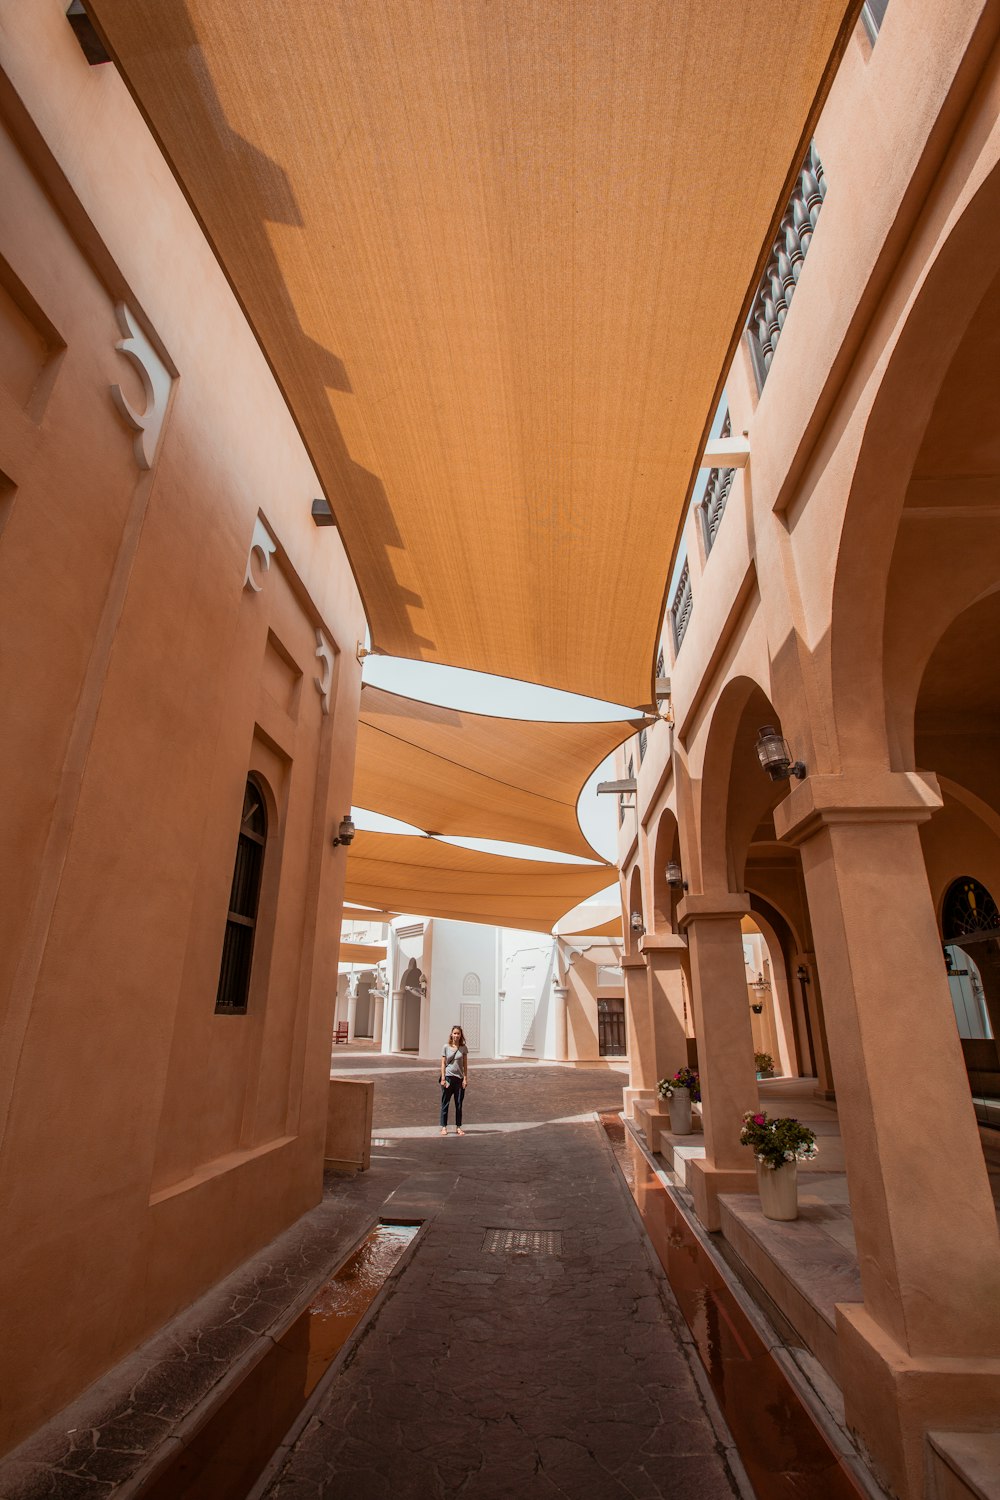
[0,3,365,1453]
[613,10,1000,1493]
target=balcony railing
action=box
[698,409,735,554]
[670,558,693,652]
[746,142,827,392]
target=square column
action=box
[640,933,690,1081]
[676,893,759,1228]
[633,933,690,1148]
[622,953,656,1118]
[777,773,1000,1496]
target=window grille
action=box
[619,756,634,826]
[698,411,735,554]
[745,143,827,392]
[638,727,648,762]
[671,559,693,651]
[215,779,267,1014]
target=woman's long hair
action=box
[447,1025,467,1048]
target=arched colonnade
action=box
[619,131,1000,1496]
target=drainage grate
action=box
[482,1228,562,1257]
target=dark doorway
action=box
[598,999,626,1057]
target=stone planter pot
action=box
[756,1159,798,1221]
[667,1087,693,1136]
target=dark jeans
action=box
[440,1076,465,1128]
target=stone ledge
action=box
[718,1184,862,1385]
[928,1431,1000,1500]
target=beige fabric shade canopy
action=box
[354,686,644,861]
[88,0,858,708]
[344,832,615,934]
[554,899,623,938]
[338,942,388,966]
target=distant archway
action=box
[398,957,425,1052]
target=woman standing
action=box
[439,1024,469,1135]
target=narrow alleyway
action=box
[264,1057,746,1499]
[0,1059,750,1500]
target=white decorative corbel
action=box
[110,303,172,469]
[244,516,277,592]
[314,628,334,714]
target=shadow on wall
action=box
[100,0,435,654]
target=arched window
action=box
[942,876,1000,941]
[462,972,481,996]
[215,778,267,1014]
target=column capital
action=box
[675,892,749,930]
[639,932,687,954]
[774,770,942,846]
[622,953,648,971]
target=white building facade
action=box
[337,915,624,1064]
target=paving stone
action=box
[264,1061,742,1498]
[0,1062,743,1499]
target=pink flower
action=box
[753,1113,766,1126]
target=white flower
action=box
[784,1150,794,1161]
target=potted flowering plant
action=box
[740,1111,818,1220]
[656,1068,700,1136]
[754,1051,775,1079]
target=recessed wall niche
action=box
[0,256,64,421]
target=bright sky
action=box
[355,656,627,878]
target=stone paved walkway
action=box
[263,1058,748,1499]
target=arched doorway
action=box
[353,969,377,1039]
[398,957,425,1052]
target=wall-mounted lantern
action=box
[755,725,806,782]
[665,861,688,891]
[331,814,356,847]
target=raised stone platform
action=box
[928,1431,1000,1500]
[718,1176,862,1383]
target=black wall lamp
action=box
[665,861,688,892]
[630,911,645,936]
[331,815,356,847]
[755,725,806,782]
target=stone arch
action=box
[353,968,377,1038]
[651,808,680,929]
[625,864,645,956]
[829,151,1000,765]
[697,675,792,892]
[397,955,425,1052]
[742,901,797,1078]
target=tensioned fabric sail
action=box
[555,900,623,938]
[343,832,615,934]
[338,942,387,966]
[353,686,645,861]
[87,0,858,706]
